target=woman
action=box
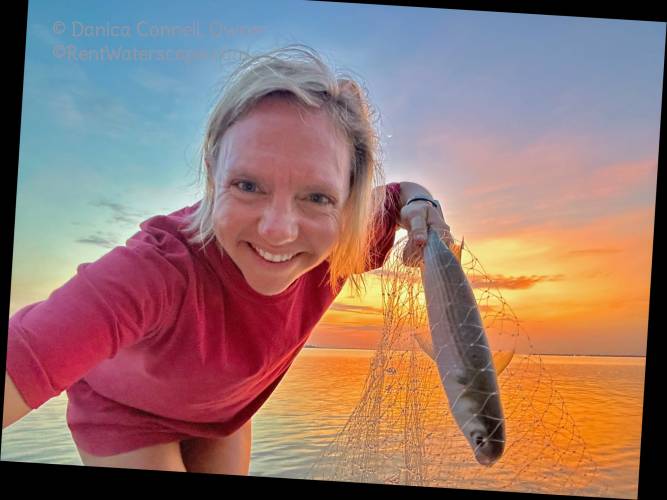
[3,45,451,474]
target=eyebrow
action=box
[225,164,342,195]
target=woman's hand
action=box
[399,198,453,267]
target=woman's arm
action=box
[398,181,435,207]
[3,371,32,428]
[6,241,186,413]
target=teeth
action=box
[252,244,296,263]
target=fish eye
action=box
[471,432,485,446]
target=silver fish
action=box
[420,228,505,466]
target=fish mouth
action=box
[474,452,499,466]
[471,431,503,466]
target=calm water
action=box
[1,349,644,498]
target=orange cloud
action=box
[313,202,654,354]
[470,273,564,290]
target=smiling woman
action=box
[4,44,452,474]
[184,47,395,297]
[207,96,353,296]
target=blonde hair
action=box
[183,44,387,296]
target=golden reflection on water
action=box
[0,347,644,499]
[255,348,644,499]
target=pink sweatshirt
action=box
[6,183,401,456]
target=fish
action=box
[414,330,514,377]
[420,228,506,466]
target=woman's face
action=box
[211,96,352,296]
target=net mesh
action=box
[308,235,604,495]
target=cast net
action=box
[308,235,604,496]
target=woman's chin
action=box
[243,275,294,296]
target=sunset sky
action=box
[12,1,663,355]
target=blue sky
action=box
[12,0,665,354]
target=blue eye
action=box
[235,181,258,193]
[309,193,333,205]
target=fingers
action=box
[426,208,454,248]
[399,201,454,267]
[401,211,428,268]
[407,212,428,247]
[406,206,452,246]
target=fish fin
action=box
[449,236,464,263]
[413,330,436,360]
[491,349,514,376]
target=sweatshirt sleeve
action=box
[6,239,186,410]
[365,182,402,272]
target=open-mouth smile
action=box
[248,242,301,264]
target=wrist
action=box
[398,181,432,206]
[405,196,440,211]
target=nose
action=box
[257,198,299,246]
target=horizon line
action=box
[303,345,646,357]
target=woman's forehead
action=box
[223,140,344,172]
[223,149,347,190]
[218,100,351,183]
[228,98,346,148]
